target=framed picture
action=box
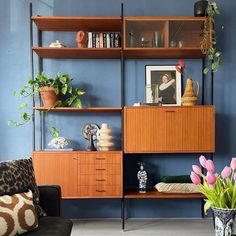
[145,65,181,106]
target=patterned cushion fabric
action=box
[0,158,46,217]
[155,182,198,193]
[0,190,38,236]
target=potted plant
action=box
[200,0,222,74]
[191,156,236,236]
[9,72,85,137]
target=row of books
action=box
[87,32,121,48]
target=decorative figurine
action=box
[182,78,199,106]
[76,31,88,48]
[82,123,99,151]
[48,137,70,149]
[49,40,66,48]
[137,162,147,193]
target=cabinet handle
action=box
[96,179,106,182]
[72,157,77,160]
[96,158,106,160]
[165,110,176,113]
[96,168,106,171]
[96,190,106,192]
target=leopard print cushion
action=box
[0,157,46,217]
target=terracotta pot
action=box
[39,87,59,107]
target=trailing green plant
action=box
[200,0,222,74]
[8,72,85,137]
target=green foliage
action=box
[197,174,236,214]
[200,0,222,74]
[9,72,86,137]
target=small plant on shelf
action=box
[8,72,85,136]
[200,0,222,74]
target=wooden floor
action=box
[71,219,217,236]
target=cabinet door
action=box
[124,107,166,153]
[33,152,78,198]
[182,107,215,152]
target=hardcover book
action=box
[99,32,103,48]
[95,33,100,48]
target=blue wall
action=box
[0,0,235,218]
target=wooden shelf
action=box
[33,47,121,59]
[32,16,121,31]
[33,150,122,154]
[124,189,204,199]
[124,48,204,59]
[33,107,122,112]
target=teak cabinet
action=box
[124,106,215,153]
[33,151,122,198]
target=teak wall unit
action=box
[29,3,215,230]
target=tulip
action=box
[206,172,217,185]
[178,59,186,68]
[231,158,236,170]
[190,171,201,185]
[206,160,215,173]
[176,66,182,74]
[199,155,207,168]
[221,166,231,179]
[192,165,202,175]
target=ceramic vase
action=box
[181,78,199,106]
[211,207,236,236]
[97,123,114,151]
[194,0,208,17]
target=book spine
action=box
[87,32,92,48]
[103,33,107,48]
[95,33,100,48]
[92,33,96,48]
[99,32,103,48]
[106,33,110,48]
[114,32,120,48]
[110,33,114,48]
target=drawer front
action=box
[78,164,121,175]
[78,186,121,196]
[78,175,121,186]
[78,153,121,164]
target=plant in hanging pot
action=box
[8,72,85,136]
[200,0,222,74]
[191,156,236,236]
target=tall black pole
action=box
[29,3,35,151]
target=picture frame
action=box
[145,65,182,106]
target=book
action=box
[95,33,100,48]
[110,33,114,48]
[92,33,96,48]
[106,33,110,48]
[114,32,120,48]
[87,32,92,48]
[99,32,103,48]
[103,33,107,48]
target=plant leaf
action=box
[19,103,27,110]
[203,68,209,74]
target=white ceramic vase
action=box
[97,123,114,151]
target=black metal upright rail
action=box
[29,3,35,151]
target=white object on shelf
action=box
[49,40,66,48]
[97,123,114,151]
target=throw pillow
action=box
[155,182,198,193]
[0,158,46,217]
[0,189,38,236]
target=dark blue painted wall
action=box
[0,0,235,218]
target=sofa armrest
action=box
[38,185,61,217]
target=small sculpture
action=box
[48,137,69,149]
[49,40,66,48]
[76,31,88,48]
[82,123,99,151]
[137,162,147,193]
[182,78,199,106]
[97,123,114,151]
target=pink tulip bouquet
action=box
[190,156,236,213]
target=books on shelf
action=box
[87,32,121,48]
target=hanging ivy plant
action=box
[200,0,222,74]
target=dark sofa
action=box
[24,185,73,236]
